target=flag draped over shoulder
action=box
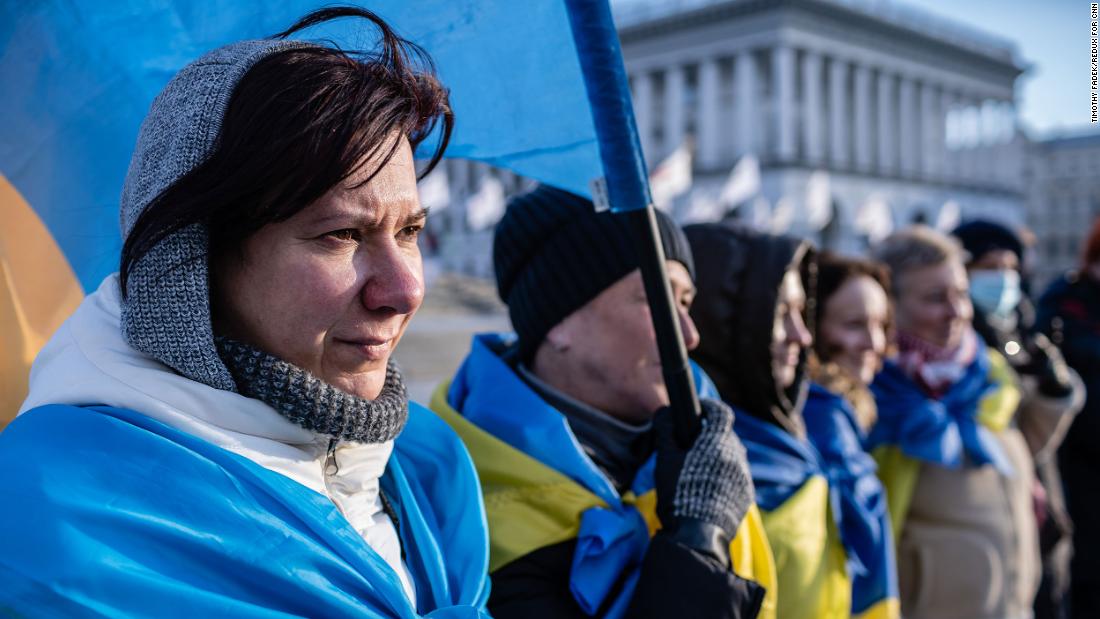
[0,1,605,421]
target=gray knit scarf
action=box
[216,337,409,444]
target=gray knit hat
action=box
[120,39,312,391]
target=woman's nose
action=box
[360,244,424,316]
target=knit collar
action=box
[216,337,408,444]
[895,329,979,398]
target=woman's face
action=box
[771,268,813,389]
[819,275,890,385]
[213,137,425,400]
[894,260,972,349]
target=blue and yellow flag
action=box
[1,1,608,423]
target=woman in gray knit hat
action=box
[0,7,491,617]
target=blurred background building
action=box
[423,0,1094,294]
[1025,133,1100,286]
[404,0,1095,399]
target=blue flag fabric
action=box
[0,403,491,617]
[868,353,1013,475]
[0,1,602,292]
[803,384,899,616]
[446,333,655,617]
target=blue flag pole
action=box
[563,0,700,446]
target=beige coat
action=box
[895,369,1082,619]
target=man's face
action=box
[537,262,698,424]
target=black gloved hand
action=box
[652,398,755,567]
[1027,333,1074,398]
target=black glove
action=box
[1027,333,1074,398]
[653,398,755,567]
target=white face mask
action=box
[969,269,1022,320]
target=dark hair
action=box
[119,7,453,295]
[812,251,892,362]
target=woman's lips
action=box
[338,337,393,361]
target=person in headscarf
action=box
[0,8,490,616]
[686,222,881,619]
[953,219,1083,619]
[806,252,900,619]
[430,186,772,619]
[868,225,1041,619]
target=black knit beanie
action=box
[493,185,695,362]
[952,220,1024,264]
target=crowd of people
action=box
[1,7,1098,619]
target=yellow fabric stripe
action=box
[430,382,606,572]
[429,381,778,619]
[855,598,901,619]
[872,445,920,544]
[979,349,1021,432]
[0,175,83,428]
[759,475,852,619]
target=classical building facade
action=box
[616,0,1027,250]
[1025,133,1100,288]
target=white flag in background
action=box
[650,142,693,210]
[466,175,505,231]
[936,200,961,232]
[718,155,761,210]
[418,165,451,211]
[855,195,894,243]
[804,170,832,231]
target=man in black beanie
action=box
[429,185,768,618]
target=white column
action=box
[897,76,918,176]
[801,50,824,164]
[920,82,939,179]
[828,58,849,168]
[664,64,686,154]
[853,63,872,172]
[773,46,796,161]
[876,71,895,174]
[632,71,654,162]
[940,89,958,182]
[735,50,758,157]
[697,58,722,169]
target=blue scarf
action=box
[0,404,491,618]
[803,384,899,616]
[447,333,654,618]
[868,351,1013,474]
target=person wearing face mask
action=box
[953,220,1084,619]
[868,225,1044,619]
[805,252,900,619]
[686,223,867,619]
[429,185,772,619]
[1036,217,1100,619]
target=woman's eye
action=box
[325,229,359,242]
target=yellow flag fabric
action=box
[429,382,778,618]
[0,175,83,428]
[758,475,852,619]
